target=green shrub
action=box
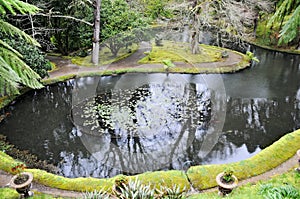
[3,35,52,78]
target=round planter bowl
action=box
[10,172,33,189]
[216,172,238,190]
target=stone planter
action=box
[10,172,34,198]
[216,172,238,196]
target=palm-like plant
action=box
[0,0,43,96]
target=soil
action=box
[0,44,299,197]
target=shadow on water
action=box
[0,47,300,178]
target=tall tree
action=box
[92,0,101,65]
[0,0,43,96]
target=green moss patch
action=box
[71,43,139,67]
[138,41,222,64]
[187,129,300,190]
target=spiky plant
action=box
[118,179,155,199]
[0,0,43,96]
[82,190,110,199]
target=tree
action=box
[92,0,101,65]
[190,0,201,54]
[0,0,43,96]
[100,0,147,57]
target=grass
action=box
[138,40,222,64]
[0,188,67,199]
[188,170,300,199]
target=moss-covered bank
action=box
[187,129,300,190]
[0,129,299,192]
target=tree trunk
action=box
[190,0,201,54]
[91,0,101,65]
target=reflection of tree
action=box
[213,97,297,156]
[78,77,215,174]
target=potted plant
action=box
[10,163,34,198]
[216,167,238,196]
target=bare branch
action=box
[33,13,93,26]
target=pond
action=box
[0,47,300,178]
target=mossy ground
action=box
[71,43,139,67]
[138,40,222,64]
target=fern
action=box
[279,5,300,45]
[0,0,42,96]
[0,0,39,15]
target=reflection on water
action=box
[0,47,300,178]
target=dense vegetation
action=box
[0,0,299,94]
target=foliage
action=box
[143,0,173,20]
[162,59,175,70]
[100,0,148,57]
[260,183,300,199]
[117,179,155,199]
[82,190,110,199]
[222,167,235,183]
[11,162,26,175]
[83,179,186,199]
[0,0,43,96]
[246,51,260,63]
[3,35,52,78]
[0,134,57,174]
[157,184,186,199]
[267,0,300,46]
[278,5,300,45]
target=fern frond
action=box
[279,5,300,44]
[0,47,43,89]
[0,19,40,46]
[0,39,22,57]
[0,56,20,95]
[0,0,39,15]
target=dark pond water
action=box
[1,47,300,178]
